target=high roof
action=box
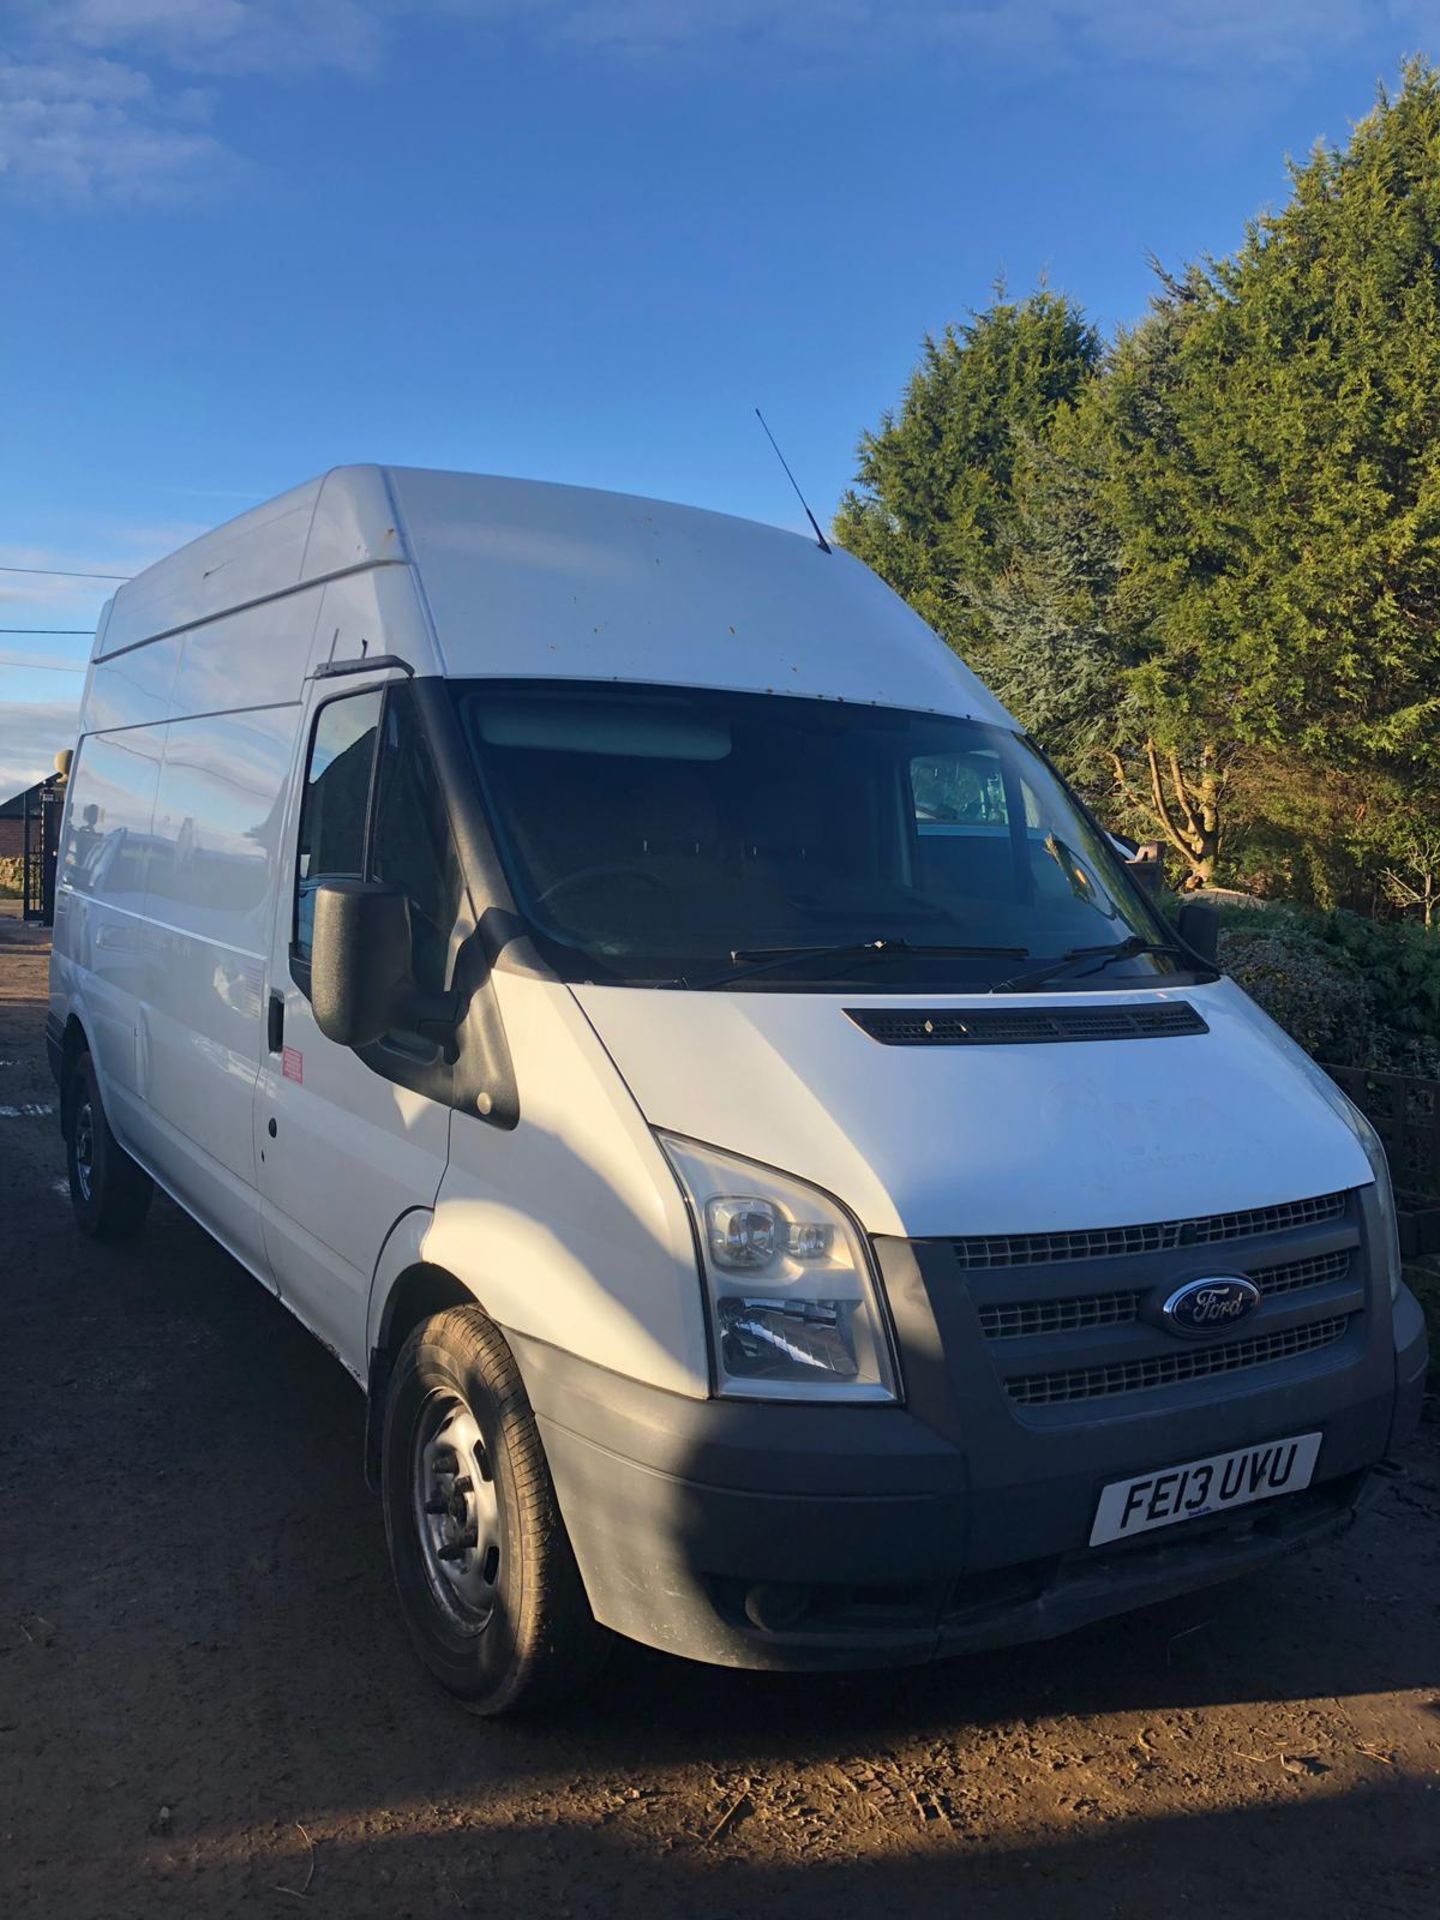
[96,468,400,658]
[385,467,1009,720]
[96,465,1011,724]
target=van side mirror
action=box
[1125,842,1165,899]
[310,880,458,1050]
[1175,898,1221,968]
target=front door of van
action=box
[255,674,463,1375]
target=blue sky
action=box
[1,1,1434,793]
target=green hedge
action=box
[1218,902,1440,1078]
[1216,900,1440,1376]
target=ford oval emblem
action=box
[1161,1275,1261,1337]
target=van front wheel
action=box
[381,1305,608,1714]
[65,1052,153,1241]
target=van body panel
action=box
[86,633,182,733]
[365,1206,437,1356]
[570,976,1375,1239]
[58,587,329,1268]
[301,467,406,584]
[253,635,449,1376]
[98,478,326,658]
[255,1059,449,1377]
[166,591,319,717]
[430,971,710,1397]
[139,699,302,1269]
[385,466,1008,719]
[52,726,166,1130]
[306,563,445,681]
[93,467,406,663]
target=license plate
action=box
[1089,1432,1322,1546]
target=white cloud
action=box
[470,1,1432,69]
[0,698,84,799]
[1,1,1433,200]
[0,1,386,198]
[0,52,227,198]
[46,0,390,77]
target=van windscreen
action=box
[458,681,1177,992]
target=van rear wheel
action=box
[66,1052,154,1241]
[381,1305,608,1715]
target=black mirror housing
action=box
[1175,897,1221,967]
[311,880,416,1050]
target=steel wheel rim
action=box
[413,1392,502,1631]
[74,1100,95,1204]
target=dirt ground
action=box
[2,907,1437,1920]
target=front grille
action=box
[1005,1316,1352,1407]
[975,1247,1353,1340]
[1250,1248,1351,1296]
[847,1002,1207,1047]
[951,1191,1348,1272]
[979,1290,1138,1339]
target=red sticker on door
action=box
[282,1047,304,1085]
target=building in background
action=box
[0,782,46,860]
[1,775,67,921]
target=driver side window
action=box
[294,689,382,965]
[292,684,465,996]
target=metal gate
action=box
[22,778,64,926]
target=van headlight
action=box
[659,1133,899,1402]
[1351,1105,1403,1302]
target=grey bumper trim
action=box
[509,1315,1406,1673]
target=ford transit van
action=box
[49,466,1428,1712]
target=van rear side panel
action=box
[86,635,181,733]
[140,700,302,1265]
[52,728,166,1121]
[54,581,331,1276]
[124,592,325,1268]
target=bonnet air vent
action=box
[845,1002,1209,1047]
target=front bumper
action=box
[512,1273,1426,1672]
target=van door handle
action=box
[267,991,284,1054]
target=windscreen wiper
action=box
[991,934,1202,995]
[691,937,1030,990]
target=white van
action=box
[49,466,1427,1712]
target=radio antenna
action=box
[755,407,832,554]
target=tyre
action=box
[65,1052,154,1242]
[381,1305,609,1715]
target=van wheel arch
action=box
[365,1262,480,1490]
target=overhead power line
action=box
[0,627,93,635]
[0,563,130,581]
[0,656,87,671]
